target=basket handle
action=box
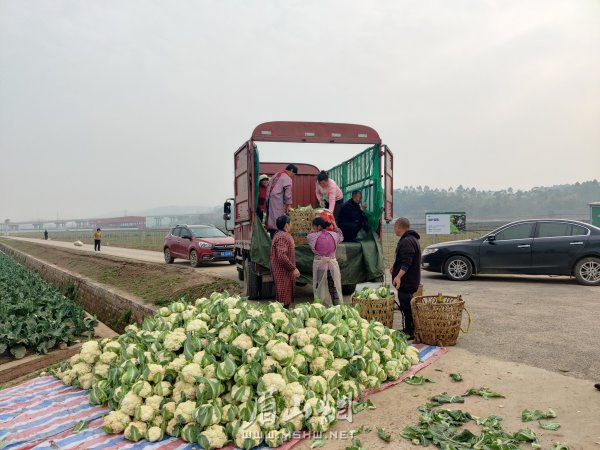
[461,306,472,334]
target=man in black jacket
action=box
[338,191,369,242]
[391,218,421,338]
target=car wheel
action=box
[574,257,600,286]
[190,250,201,268]
[444,256,473,281]
[164,248,174,264]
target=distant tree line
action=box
[394,180,600,221]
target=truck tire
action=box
[342,284,357,296]
[244,259,260,299]
[573,257,600,286]
[261,281,275,299]
[237,267,244,281]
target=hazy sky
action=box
[1,0,599,222]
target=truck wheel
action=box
[237,267,244,281]
[244,259,260,299]
[444,256,473,281]
[261,281,275,299]
[574,257,600,286]
[164,248,174,264]
[342,284,357,296]
[229,259,236,265]
[190,250,201,268]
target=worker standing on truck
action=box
[270,215,300,308]
[308,217,344,306]
[257,174,269,223]
[338,190,369,242]
[265,164,297,238]
[315,171,344,222]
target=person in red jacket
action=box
[257,174,269,223]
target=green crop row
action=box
[0,251,96,359]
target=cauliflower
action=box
[182,310,194,321]
[218,325,235,342]
[304,326,319,339]
[172,380,196,402]
[235,421,263,449]
[154,381,172,396]
[262,356,281,374]
[99,351,118,364]
[308,376,328,394]
[102,410,131,433]
[93,362,109,379]
[61,369,76,385]
[135,404,155,422]
[280,406,303,431]
[145,395,163,412]
[269,342,294,365]
[71,362,91,377]
[200,424,229,450]
[133,381,153,398]
[232,384,252,403]
[282,381,305,407]
[271,311,289,327]
[332,358,349,372]
[322,370,337,381]
[145,363,165,382]
[318,333,334,348]
[320,323,336,335]
[290,330,311,348]
[146,426,164,442]
[78,373,93,389]
[167,355,187,372]
[203,363,216,379]
[120,391,143,416]
[124,421,147,441]
[293,354,307,372]
[80,340,101,364]
[232,333,253,350]
[192,350,206,365]
[228,308,241,322]
[166,418,178,435]
[260,373,286,394]
[181,363,203,383]
[246,347,262,363]
[309,356,327,374]
[305,318,320,328]
[224,296,238,308]
[174,400,196,424]
[186,319,208,333]
[69,354,81,366]
[307,415,331,432]
[164,330,187,352]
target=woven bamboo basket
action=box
[411,293,471,346]
[288,208,314,246]
[351,295,395,329]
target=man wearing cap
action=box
[265,164,297,238]
[257,174,269,223]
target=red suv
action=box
[163,224,235,267]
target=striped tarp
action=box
[0,345,446,450]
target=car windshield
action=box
[189,226,227,238]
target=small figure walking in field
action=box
[93,228,102,251]
[270,215,300,308]
[43,229,48,240]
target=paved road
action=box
[6,236,599,379]
[4,236,240,281]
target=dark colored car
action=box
[422,219,600,285]
[163,225,235,267]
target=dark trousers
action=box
[94,240,101,251]
[397,288,416,336]
[325,199,344,223]
[256,208,264,222]
[268,229,277,239]
[327,272,339,304]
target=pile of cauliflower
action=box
[53,293,420,449]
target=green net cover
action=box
[326,145,383,232]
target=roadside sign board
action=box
[590,203,600,227]
[426,212,467,235]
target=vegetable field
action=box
[0,251,96,360]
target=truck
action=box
[224,121,394,299]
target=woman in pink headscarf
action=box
[307,216,344,306]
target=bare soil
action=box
[0,239,242,305]
[295,348,600,450]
